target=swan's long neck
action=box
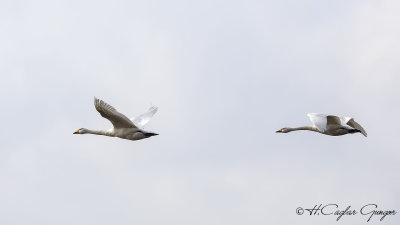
[287,126,320,133]
[85,129,113,136]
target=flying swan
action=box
[74,97,159,141]
[276,113,367,137]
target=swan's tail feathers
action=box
[144,132,158,137]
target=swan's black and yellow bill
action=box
[73,129,80,134]
[276,129,283,133]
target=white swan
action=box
[74,97,159,141]
[276,113,367,137]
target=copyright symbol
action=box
[296,207,304,215]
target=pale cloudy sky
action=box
[0,0,399,224]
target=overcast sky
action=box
[1,0,399,224]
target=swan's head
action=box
[73,128,88,134]
[276,128,290,133]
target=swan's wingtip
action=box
[149,104,158,112]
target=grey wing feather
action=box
[346,118,367,137]
[326,115,346,132]
[131,106,158,128]
[94,97,137,129]
[326,115,342,126]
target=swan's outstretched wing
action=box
[326,115,343,130]
[307,113,328,132]
[94,97,137,129]
[341,117,367,137]
[130,106,158,128]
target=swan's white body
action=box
[277,113,367,137]
[74,97,158,141]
